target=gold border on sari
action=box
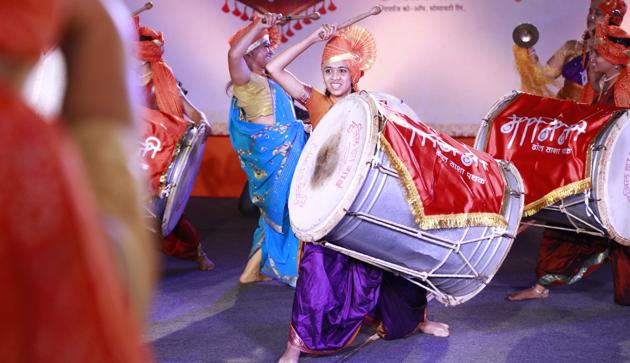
[379,136,508,229]
[289,323,363,356]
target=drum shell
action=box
[290,92,524,306]
[145,123,206,236]
[475,92,630,245]
[323,149,523,305]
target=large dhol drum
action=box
[289,92,524,306]
[139,108,206,236]
[475,91,630,245]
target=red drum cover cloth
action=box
[140,107,188,193]
[483,93,620,216]
[380,103,508,229]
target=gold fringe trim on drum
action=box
[523,178,592,217]
[379,136,508,230]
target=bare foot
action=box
[196,245,215,271]
[239,249,262,284]
[239,272,272,284]
[278,341,301,363]
[506,284,549,301]
[417,319,450,337]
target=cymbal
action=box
[512,23,539,48]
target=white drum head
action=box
[597,112,630,245]
[289,93,379,242]
[161,124,206,236]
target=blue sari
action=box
[229,79,306,287]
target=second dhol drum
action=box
[476,91,630,246]
[139,108,206,236]
[289,92,524,306]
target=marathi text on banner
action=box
[379,103,508,229]
[484,93,619,216]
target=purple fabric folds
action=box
[561,55,587,85]
[291,244,427,353]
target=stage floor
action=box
[149,197,630,363]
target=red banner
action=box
[380,103,507,229]
[139,107,188,193]
[483,93,620,216]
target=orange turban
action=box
[136,23,165,62]
[592,0,627,25]
[595,23,630,65]
[228,17,280,54]
[135,21,183,117]
[585,23,630,107]
[321,25,376,86]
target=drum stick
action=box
[131,1,154,17]
[262,12,321,24]
[319,5,383,39]
[338,5,383,30]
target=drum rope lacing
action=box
[530,190,607,237]
[353,155,517,298]
[345,211,504,282]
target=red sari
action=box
[0,1,152,360]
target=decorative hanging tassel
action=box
[240,5,249,21]
[281,25,288,43]
[221,0,230,13]
[318,0,327,15]
[303,7,313,24]
[328,0,337,11]
[294,20,303,30]
[232,0,241,17]
[286,26,294,37]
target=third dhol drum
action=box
[289,92,524,306]
[139,108,206,236]
[476,91,630,246]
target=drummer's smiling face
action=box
[323,61,352,99]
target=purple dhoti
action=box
[289,244,427,354]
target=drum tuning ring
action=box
[592,144,606,151]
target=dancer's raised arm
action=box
[266,24,337,102]
[228,12,282,85]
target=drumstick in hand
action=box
[132,1,154,17]
[319,5,383,39]
[262,12,321,24]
